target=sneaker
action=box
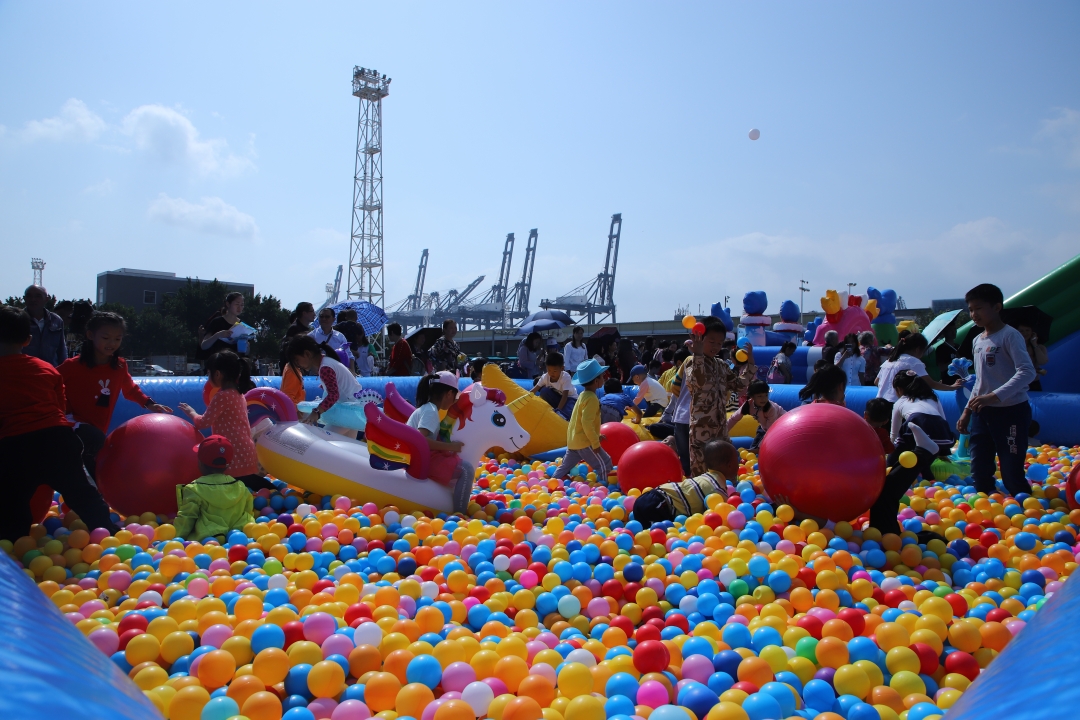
[916,530,946,545]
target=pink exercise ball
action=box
[96,414,203,517]
[758,403,885,522]
[600,422,640,464]
[617,441,684,493]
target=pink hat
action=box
[434,371,458,388]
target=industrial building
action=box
[95,268,254,310]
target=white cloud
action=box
[82,178,114,196]
[21,99,106,142]
[122,104,254,176]
[1037,108,1080,168]
[148,194,258,239]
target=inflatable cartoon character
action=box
[811,289,875,346]
[738,291,771,346]
[710,302,736,340]
[866,287,899,347]
[770,300,805,344]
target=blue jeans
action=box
[969,402,1030,497]
[538,387,576,420]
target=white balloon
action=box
[749,128,760,140]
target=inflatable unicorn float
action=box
[251,383,529,514]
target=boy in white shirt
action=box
[532,351,578,419]
[630,363,669,418]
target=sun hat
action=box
[573,359,608,385]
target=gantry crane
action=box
[540,214,621,324]
[505,229,538,327]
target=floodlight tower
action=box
[348,66,391,309]
[31,258,45,287]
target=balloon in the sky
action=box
[749,128,760,140]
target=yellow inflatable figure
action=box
[481,363,568,456]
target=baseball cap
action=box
[434,370,458,388]
[195,435,234,468]
[629,364,647,378]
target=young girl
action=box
[407,372,472,513]
[798,364,848,406]
[727,379,786,451]
[58,312,172,479]
[869,370,954,536]
[286,334,363,437]
[179,351,272,491]
[875,333,959,402]
[280,349,307,407]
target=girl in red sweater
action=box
[58,312,172,479]
[179,351,273,491]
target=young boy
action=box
[630,364,669,418]
[554,360,613,481]
[174,435,255,540]
[864,397,895,454]
[632,439,740,527]
[958,283,1036,497]
[531,351,578,419]
[600,377,643,425]
[684,317,736,476]
[726,379,786,452]
[0,305,118,541]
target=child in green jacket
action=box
[174,435,255,540]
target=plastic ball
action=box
[749,129,760,141]
[682,315,697,330]
[618,442,684,493]
[898,451,918,469]
[693,322,706,336]
[735,349,748,363]
[758,404,886,521]
[600,422,640,464]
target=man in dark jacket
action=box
[23,285,67,366]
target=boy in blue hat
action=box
[553,359,612,481]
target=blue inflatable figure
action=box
[709,302,735,334]
[739,291,771,346]
[769,300,805,345]
[866,287,899,346]
[803,316,823,345]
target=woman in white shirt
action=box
[876,333,960,402]
[562,326,589,374]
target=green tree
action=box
[160,279,233,356]
[243,293,291,360]
[4,293,56,310]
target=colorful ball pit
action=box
[2,443,1079,720]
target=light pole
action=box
[799,280,809,316]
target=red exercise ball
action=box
[617,441,684,493]
[1066,464,1080,511]
[758,403,885,522]
[29,485,54,523]
[601,422,640,464]
[96,414,203,517]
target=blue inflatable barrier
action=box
[0,553,161,720]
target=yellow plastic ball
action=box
[899,451,918,469]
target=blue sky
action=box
[1,2,1078,321]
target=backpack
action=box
[766,354,786,384]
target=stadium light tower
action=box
[348,66,391,308]
[31,258,45,286]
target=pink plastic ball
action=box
[201,624,233,648]
[331,700,372,720]
[442,661,477,692]
[305,612,338,645]
[88,628,119,655]
[638,680,670,708]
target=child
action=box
[386,323,414,377]
[958,283,1036,497]
[875,333,960,402]
[600,377,642,425]
[685,317,736,476]
[766,342,796,384]
[179,351,272,491]
[554,360,613,481]
[798,364,848,406]
[868,371,954,536]
[58,311,173,479]
[0,305,118,541]
[280,347,306,407]
[633,440,740,527]
[864,397,895,455]
[727,379,786,452]
[531,351,578,419]
[286,334,363,437]
[630,364,669,418]
[562,327,588,374]
[833,333,866,387]
[173,435,255,540]
[407,372,472,512]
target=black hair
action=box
[55,300,74,311]
[701,316,726,337]
[69,300,95,336]
[387,323,402,337]
[524,332,542,350]
[79,312,127,369]
[223,292,244,312]
[649,359,662,370]
[781,341,796,353]
[747,379,770,396]
[416,374,457,407]
[965,283,1004,306]
[813,359,829,372]
[721,339,737,348]
[864,398,893,425]
[703,439,740,477]
[603,378,624,394]
[442,318,456,331]
[661,349,674,362]
[888,332,928,362]
[892,369,937,401]
[897,329,912,342]
[289,302,314,323]
[206,350,251,394]
[286,334,334,363]
[318,307,336,320]
[0,305,31,344]
[546,351,564,367]
[799,364,847,403]
[470,357,487,381]
[673,348,690,366]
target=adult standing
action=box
[429,319,462,374]
[562,326,588,374]
[280,301,315,370]
[516,332,543,379]
[821,330,841,366]
[310,308,348,351]
[199,292,248,363]
[22,285,66,366]
[833,333,866,387]
[386,323,413,376]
